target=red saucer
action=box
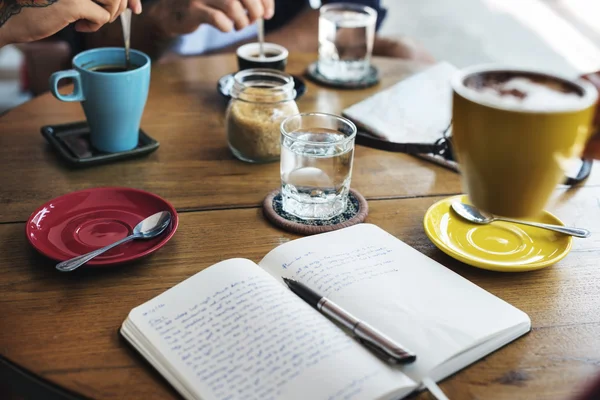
[26,187,178,267]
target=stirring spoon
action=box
[120,8,132,70]
[55,211,172,272]
[257,18,265,59]
[451,202,590,238]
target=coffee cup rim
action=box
[451,64,599,114]
[236,42,288,63]
[73,47,151,75]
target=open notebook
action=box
[121,224,530,400]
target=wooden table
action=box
[1,53,599,400]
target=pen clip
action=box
[357,337,416,365]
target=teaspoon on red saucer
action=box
[55,211,172,272]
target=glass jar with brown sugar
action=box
[226,69,299,163]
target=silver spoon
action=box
[257,18,265,59]
[120,8,132,70]
[56,211,172,272]
[451,202,590,238]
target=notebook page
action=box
[258,224,530,384]
[127,258,416,400]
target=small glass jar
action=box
[226,69,299,163]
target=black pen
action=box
[283,278,417,364]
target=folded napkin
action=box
[343,61,458,144]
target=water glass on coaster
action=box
[317,2,377,82]
[451,66,598,218]
[280,113,357,220]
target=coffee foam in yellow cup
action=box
[451,65,598,218]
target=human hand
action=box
[0,0,142,46]
[148,0,275,37]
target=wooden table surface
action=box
[1,53,600,400]
[0,53,465,224]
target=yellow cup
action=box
[451,66,598,218]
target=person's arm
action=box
[0,0,141,46]
[83,0,274,60]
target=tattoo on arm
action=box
[0,0,59,28]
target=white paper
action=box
[342,62,458,144]
[126,258,416,400]
[259,224,530,383]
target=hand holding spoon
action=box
[120,8,132,70]
[55,211,172,272]
[451,202,591,238]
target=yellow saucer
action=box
[423,195,572,272]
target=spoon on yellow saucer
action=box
[451,202,591,238]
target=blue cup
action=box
[49,48,151,153]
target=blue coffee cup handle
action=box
[49,70,85,102]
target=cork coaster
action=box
[305,61,380,89]
[263,189,369,235]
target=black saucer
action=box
[41,121,159,168]
[305,61,379,89]
[217,73,307,100]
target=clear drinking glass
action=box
[280,113,357,220]
[318,2,377,82]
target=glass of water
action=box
[318,2,377,82]
[280,113,357,220]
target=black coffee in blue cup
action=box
[236,42,289,71]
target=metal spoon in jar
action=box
[257,18,265,59]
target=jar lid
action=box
[231,68,296,103]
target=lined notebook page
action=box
[259,224,530,383]
[126,259,416,400]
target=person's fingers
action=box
[261,0,274,19]
[74,1,112,32]
[239,0,263,23]
[224,0,250,30]
[128,0,142,14]
[193,4,234,32]
[117,0,128,21]
[92,0,123,22]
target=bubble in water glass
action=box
[280,113,357,220]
